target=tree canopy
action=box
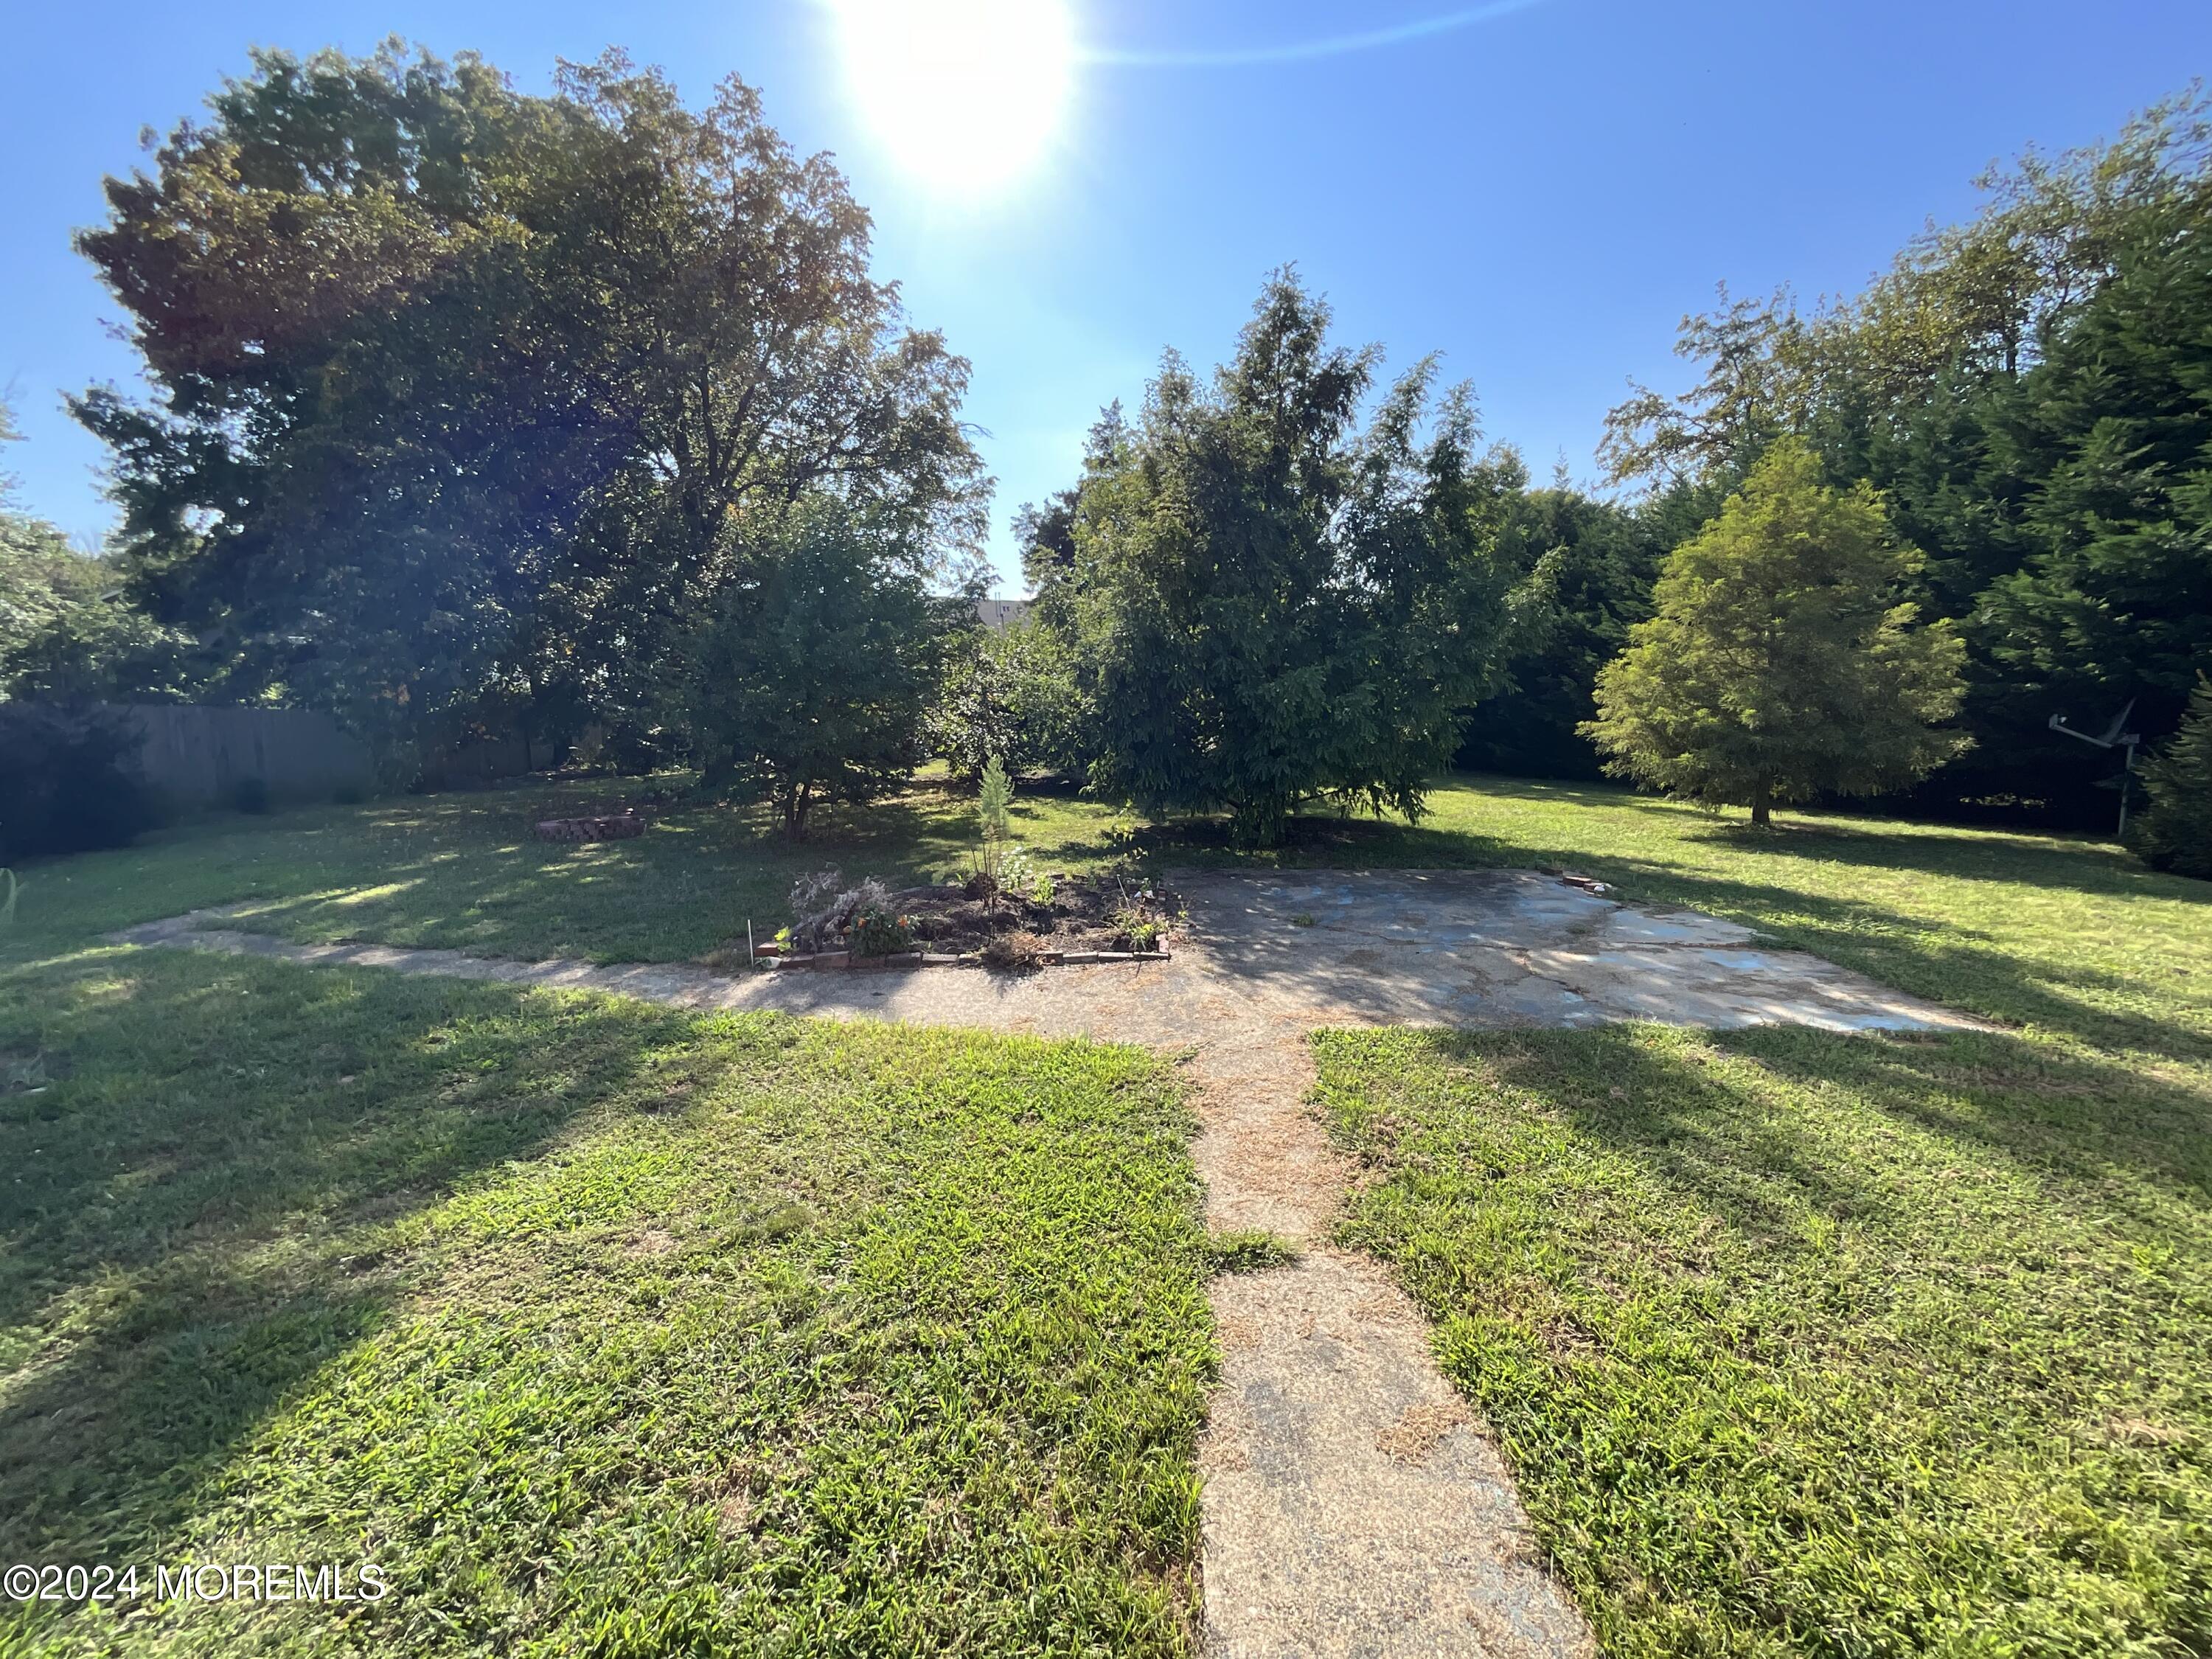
[1,400,192,703]
[1051,273,1547,846]
[1584,439,1969,824]
[673,495,955,838]
[69,43,982,763]
[1588,88,2212,821]
[930,619,1088,785]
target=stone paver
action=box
[111,869,1979,1658]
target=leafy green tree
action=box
[73,44,981,765]
[1459,477,1722,779]
[1014,484,1081,631]
[675,498,952,838]
[1602,88,2212,493]
[0,403,81,675]
[930,619,1088,783]
[1971,209,2212,728]
[0,512,102,687]
[1584,439,1969,825]
[1598,88,2212,821]
[1055,273,1543,846]
[0,402,194,701]
[2132,677,2212,877]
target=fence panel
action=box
[116,705,378,807]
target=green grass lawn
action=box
[2,773,1134,968]
[1295,785,2212,1655]
[14,773,2202,1071]
[6,769,2208,1654]
[0,943,1213,1655]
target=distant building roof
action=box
[975,597,1033,630]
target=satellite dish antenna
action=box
[2048,700,2142,838]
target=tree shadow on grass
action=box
[1132,772,2199,908]
[1722,1023,2212,1215]
[1434,1019,2208,1245]
[1478,1026,1879,1244]
[0,945,676,1563]
[1672,818,2207,905]
[190,787,1011,967]
[1565,860,2212,1064]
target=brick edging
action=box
[761,948,1172,970]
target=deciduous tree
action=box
[930,619,1088,783]
[675,497,953,838]
[73,44,981,764]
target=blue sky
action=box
[3,0,2206,590]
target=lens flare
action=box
[827,0,1076,199]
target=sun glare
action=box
[827,0,1075,199]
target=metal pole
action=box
[2117,743,2137,841]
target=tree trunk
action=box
[1749,783,1772,828]
[783,780,813,840]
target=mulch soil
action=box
[772,874,1179,961]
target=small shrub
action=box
[789,869,847,917]
[232,776,272,815]
[967,757,1018,906]
[1031,873,1057,906]
[978,755,1013,840]
[785,869,897,953]
[0,703,165,861]
[1113,909,1164,953]
[1291,913,1316,928]
[847,905,914,956]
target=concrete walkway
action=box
[114,870,1978,1658]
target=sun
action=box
[826,0,1076,199]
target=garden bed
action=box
[741,872,1179,970]
[533,811,645,842]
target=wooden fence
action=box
[115,704,378,807]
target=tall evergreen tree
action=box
[1972,210,2212,733]
[1460,476,1721,779]
[2132,677,2212,877]
[1057,274,1545,846]
[1596,89,2212,820]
